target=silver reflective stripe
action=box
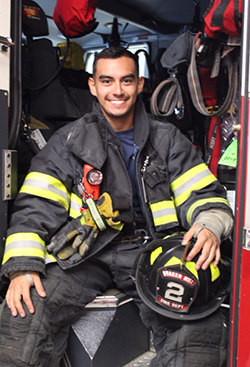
[20,172,70,210]
[153,206,177,219]
[3,233,46,264]
[70,193,82,218]
[45,251,57,264]
[150,201,178,227]
[86,197,106,231]
[171,164,217,207]
[5,240,44,251]
[173,169,211,198]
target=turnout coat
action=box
[1,100,232,275]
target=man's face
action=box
[88,56,144,130]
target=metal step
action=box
[61,350,156,367]
[123,351,156,367]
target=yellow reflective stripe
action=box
[45,251,57,264]
[185,261,198,280]
[20,172,70,210]
[69,193,82,218]
[3,232,46,264]
[164,256,199,279]
[186,197,231,225]
[150,200,178,227]
[163,232,181,240]
[164,255,180,267]
[171,163,217,207]
[150,247,163,265]
[210,262,220,282]
[3,248,45,262]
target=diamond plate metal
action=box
[123,351,156,367]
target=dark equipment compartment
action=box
[61,289,150,367]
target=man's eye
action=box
[123,78,132,84]
[102,79,111,85]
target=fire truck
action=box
[0,0,249,366]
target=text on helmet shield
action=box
[161,269,196,286]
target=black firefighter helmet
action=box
[135,234,231,320]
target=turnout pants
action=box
[0,241,228,367]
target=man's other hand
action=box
[5,272,46,318]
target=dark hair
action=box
[92,47,139,77]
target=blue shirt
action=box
[116,128,142,218]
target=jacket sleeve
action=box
[166,125,233,229]
[193,208,233,241]
[1,128,80,277]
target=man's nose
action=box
[113,82,123,95]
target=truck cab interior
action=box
[16,0,238,187]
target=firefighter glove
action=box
[47,193,121,260]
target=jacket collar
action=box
[66,99,150,169]
[133,98,150,149]
[92,99,150,148]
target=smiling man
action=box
[0,47,233,366]
[88,53,144,130]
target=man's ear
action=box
[88,77,97,96]
[137,77,145,95]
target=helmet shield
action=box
[135,234,231,320]
[156,264,200,314]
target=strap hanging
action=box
[205,118,220,166]
[150,77,184,119]
[187,34,238,118]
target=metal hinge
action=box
[2,149,18,200]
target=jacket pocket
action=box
[144,164,171,202]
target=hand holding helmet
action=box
[182,224,221,271]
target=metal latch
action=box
[232,124,241,132]
[0,36,14,51]
[243,228,250,250]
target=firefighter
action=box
[0,47,233,366]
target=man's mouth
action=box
[110,100,126,105]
